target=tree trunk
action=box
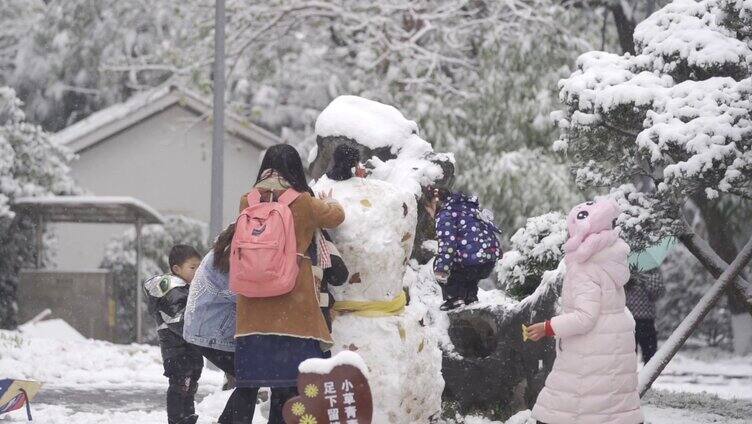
[692,195,752,353]
[678,233,752,313]
[609,3,636,54]
[694,196,751,312]
[639,234,752,396]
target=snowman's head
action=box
[327,144,361,181]
[563,199,620,254]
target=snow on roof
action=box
[298,350,370,377]
[51,85,281,152]
[13,195,165,224]
[314,95,420,150]
[52,85,172,147]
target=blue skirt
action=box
[235,334,325,388]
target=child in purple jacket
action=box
[426,187,502,310]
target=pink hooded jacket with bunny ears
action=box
[563,199,621,263]
[532,199,644,424]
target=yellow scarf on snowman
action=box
[332,291,407,317]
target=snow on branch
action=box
[553,0,752,250]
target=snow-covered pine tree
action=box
[100,215,208,343]
[551,0,752,320]
[0,87,77,329]
[497,212,568,299]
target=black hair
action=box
[169,244,201,268]
[213,223,235,274]
[423,185,451,202]
[326,144,360,181]
[256,144,314,195]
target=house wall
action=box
[51,104,265,270]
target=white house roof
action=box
[51,85,281,153]
[13,196,165,225]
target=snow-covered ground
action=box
[2,323,751,423]
[0,322,236,424]
[651,346,752,401]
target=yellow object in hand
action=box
[522,324,530,342]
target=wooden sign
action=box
[283,351,373,424]
[0,379,42,420]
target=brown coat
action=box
[235,190,345,345]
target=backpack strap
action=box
[277,189,301,206]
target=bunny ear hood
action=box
[564,199,622,265]
[565,228,620,265]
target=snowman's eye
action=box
[577,211,589,220]
[586,201,594,205]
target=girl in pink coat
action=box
[528,199,644,424]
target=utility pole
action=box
[210,0,226,239]
[135,218,143,343]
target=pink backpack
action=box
[230,188,301,298]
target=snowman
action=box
[311,96,445,423]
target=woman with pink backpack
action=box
[526,199,644,424]
[230,144,345,423]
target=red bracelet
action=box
[545,320,555,337]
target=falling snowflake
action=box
[304,384,319,398]
[291,402,306,416]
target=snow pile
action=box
[0,392,267,424]
[0,328,223,390]
[17,319,85,342]
[298,350,369,376]
[314,95,449,195]
[1,404,166,424]
[315,95,420,151]
[195,390,268,424]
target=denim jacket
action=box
[183,251,236,352]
